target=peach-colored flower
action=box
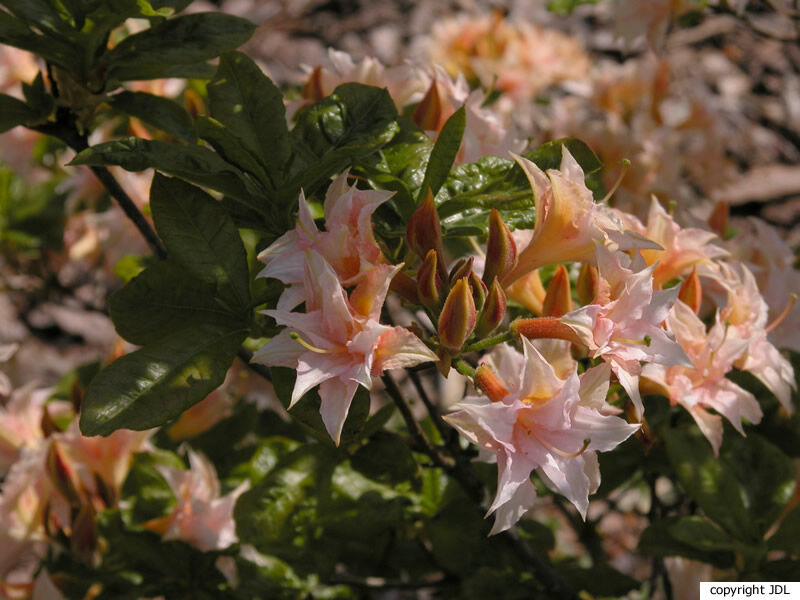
[503,147,660,286]
[254,250,436,444]
[642,300,763,455]
[445,339,638,533]
[0,384,48,476]
[143,450,248,552]
[258,172,393,310]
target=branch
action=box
[237,347,272,381]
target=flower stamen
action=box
[766,294,797,333]
[290,332,345,354]
[527,425,591,458]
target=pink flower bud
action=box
[406,191,445,273]
[576,262,599,306]
[542,265,572,317]
[389,270,421,305]
[476,278,507,337]
[483,209,517,286]
[438,277,477,352]
[510,316,583,346]
[412,79,443,131]
[47,442,82,507]
[678,267,702,314]
[417,249,444,312]
[708,200,729,238]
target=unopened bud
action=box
[576,262,599,306]
[47,442,82,507]
[678,267,702,314]
[483,210,517,286]
[475,278,507,337]
[71,502,98,563]
[302,66,325,102]
[417,249,444,312]
[708,201,729,238]
[406,191,445,277]
[183,88,204,120]
[41,405,60,437]
[511,316,584,346]
[390,270,420,305]
[412,79,443,131]
[468,271,488,311]
[438,278,477,352]
[449,256,473,284]
[474,364,510,403]
[542,265,572,317]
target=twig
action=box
[236,347,272,381]
[407,368,450,442]
[551,495,605,566]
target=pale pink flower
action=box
[712,262,795,414]
[725,218,800,353]
[258,172,393,310]
[0,384,47,476]
[561,248,691,417]
[502,147,659,286]
[616,196,728,288]
[445,339,639,533]
[642,300,763,455]
[253,250,436,444]
[144,450,248,552]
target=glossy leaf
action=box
[108,91,195,142]
[768,504,800,555]
[207,52,290,189]
[417,106,465,203]
[196,116,271,189]
[105,13,257,81]
[0,93,40,133]
[638,517,736,568]
[109,260,241,346]
[80,323,247,435]
[150,174,251,313]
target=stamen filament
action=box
[290,332,343,354]
[600,158,630,204]
[766,294,797,333]
[528,426,591,458]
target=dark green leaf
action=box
[150,174,251,313]
[523,138,602,175]
[70,138,266,215]
[121,450,183,523]
[516,520,556,555]
[105,13,257,81]
[80,323,246,435]
[665,428,796,541]
[208,52,289,189]
[0,93,38,133]
[21,72,54,121]
[418,106,465,203]
[286,83,399,200]
[0,11,78,65]
[196,116,271,189]
[351,431,418,483]
[553,563,639,597]
[424,500,488,573]
[108,91,195,142]
[109,260,241,346]
[638,517,736,568]
[768,504,800,555]
[235,444,337,550]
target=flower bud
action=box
[438,277,477,352]
[475,278,507,337]
[47,442,82,507]
[302,65,325,102]
[412,79,443,131]
[576,262,599,306]
[468,271,488,311]
[449,256,473,283]
[542,265,572,317]
[406,191,445,275]
[708,200,729,238]
[474,364,510,403]
[389,270,420,305]
[71,502,98,563]
[417,249,444,312]
[510,316,584,347]
[483,210,517,286]
[678,267,702,314]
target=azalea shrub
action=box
[1,1,799,599]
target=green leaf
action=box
[196,116,272,189]
[285,83,399,200]
[524,138,602,175]
[21,72,54,122]
[108,91,195,142]
[553,563,639,597]
[0,11,78,66]
[638,517,736,568]
[70,138,266,216]
[235,444,337,550]
[546,0,601,15]
[109,260,241,346]
[350,431,418,484]
[80,323,246,435]
[150,174,251,313]
[424,499,488,573]
[207,52,290,189]
[418,105,465,203]
[0,93,40,133]
[665,428,797,541]
[105,13,257,81]
[121,450,183,523]
[768,504,800,555]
